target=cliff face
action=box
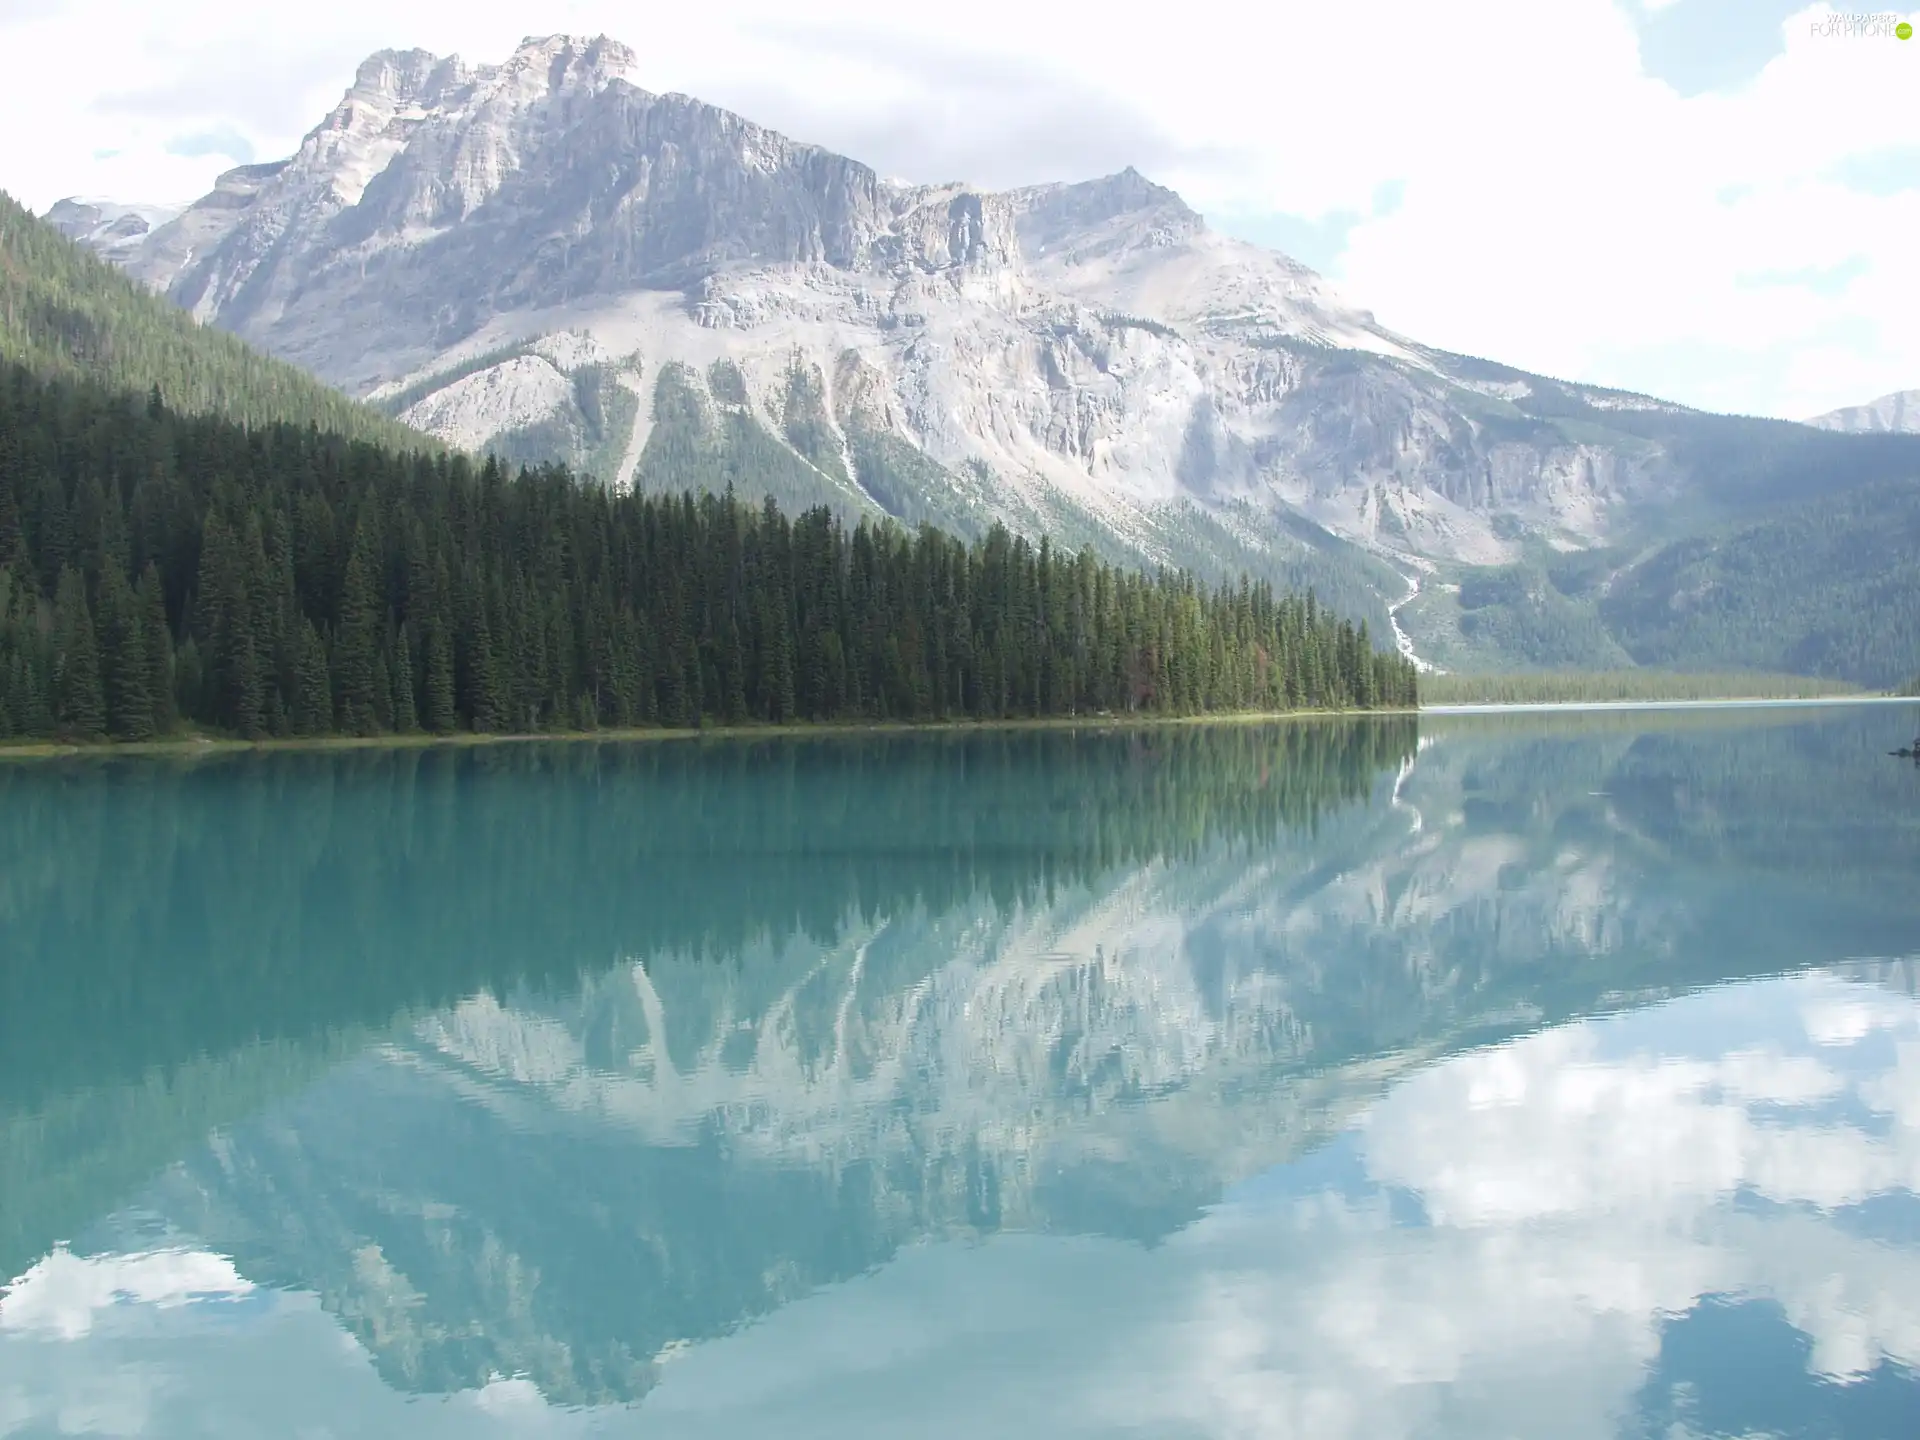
[60,35,1920,638]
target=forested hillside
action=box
[0,191,432,452]
[1597,475,1920,684]
[0,365,1415,743]
[1402,472,1920,686]
[622,357,1405,636]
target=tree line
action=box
[1,191,433,454]
[0,364,1417,743]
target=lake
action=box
[3,706,1918,1438]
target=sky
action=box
[0,0,1914,421]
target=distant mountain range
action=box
[38,33,1920,681]
[1805,388,1920,435]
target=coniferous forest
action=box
[0,365,1417,743]
[0,192,434,454]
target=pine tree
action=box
[32,473,73,592]
[371,643,395,732]
[292,619,332,736]
[99,561,155,739]
[172,636,205,725]
[0,450,21,563]
[390,626,418,733]
[335,515,382,734]
[52,567,106,740]
[12,646,54,736]
[196,510,266,736]
[462,585,501,733]
[423,616,457,733]
[720,614,747,723]
[136,563,176,734]
[0,360,1421,741]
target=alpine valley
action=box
[49,34,1920,682]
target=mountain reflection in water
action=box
[1,710,1916,1438]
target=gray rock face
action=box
[42,198,179,264]
[49,33,1891,607]
[1805,389,1920,434]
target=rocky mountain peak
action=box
[42,198,180,262]
[1013,166,1205,259]
[1804,388,1920,435]
[282,34,639,220]
[348,47,455,104]
[68,27,1920,622]
[496,32,638,93]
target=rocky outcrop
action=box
[53,33,1906,600]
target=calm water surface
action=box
[3,708,1918,1438]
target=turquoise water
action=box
[2,708,1918,1438]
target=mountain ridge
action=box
[47,33,1920,678]
[0,189,437,451]
[56,35,1695,556]
[1806,388,1920,435]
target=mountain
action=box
[52,34,1920,674]
[1805,388,1920,434]
[0,191,433,450]
[41,197,180,264]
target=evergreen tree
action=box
[51,567,105,740]
[423,617,457,734]
[390,627,418,733]
[335,516,382,735]
[99,561,155,740]
[292,619,332,736]
[0,191,441,453]
[461,585,502,733]
[195,510,266,736]
[0,361,1419,743]
[136,563,176,734]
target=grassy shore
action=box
[1417,670,1863,706]
[8,681,1901,762]
[0,707,1425,761]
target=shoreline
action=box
[2,694,1904,761]
[1420,695,1907,716]
[0,707,1413,761]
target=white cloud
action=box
[621,978,1920,1439]
[0,973,1916,1437]
[1361,1028,1920,1223]
[1804,991,1913,1046]
[0,1247,253,1340]
[0,1,1914,417]
[0,1284,605,1439]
